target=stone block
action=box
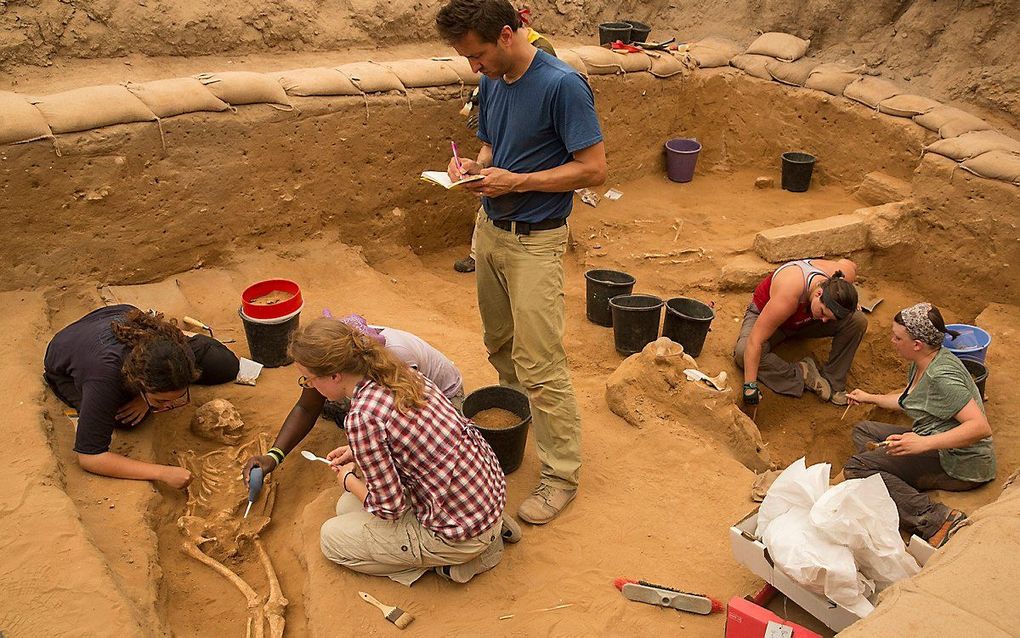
[720,253,774,291]
[753,214,868,262]
[856,171,912,206]
[855,200,917,250]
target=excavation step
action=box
[855,171,912,206]
[753,214,868,262]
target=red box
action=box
[725,597,822,638]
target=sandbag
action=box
[745,32,810,62]
[0,91,51,144]
[270,67,361,97]
[914,105,992,138]
[766,58,820,87]
[804,63,862,96]
[729,54,774,80]
[925,130,1020,162]
[30,85,156,134]
[877,93,941,118]
[960,150,1020,185]
[195,72,292,107]
[433,56,481,85]
[126,78,231,117]
[689,36,743,69]
[843,76,902,109]
[336,62,406,93]
[573,46,650,74]
[647,51,691,78]
[384,59,462,88]
[556,49,589,76]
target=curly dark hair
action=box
[111,310,199,393]
[436,0,522,44]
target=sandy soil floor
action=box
[25,164,1014,637]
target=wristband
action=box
[267,447,286,465]
[343,471,356,491]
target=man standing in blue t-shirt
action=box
[437,0,606,525]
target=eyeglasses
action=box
[298,375,323,389]
[145,387,190,413]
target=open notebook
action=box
[420,171,484,190]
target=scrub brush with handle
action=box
[613,578,723,615]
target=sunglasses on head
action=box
[145,387,191,413]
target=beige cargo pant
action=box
[320,492,500,586]
[474,212,582,489]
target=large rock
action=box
[720,253,774,291]
[855,171,912,206]
[605,338,770,471]
[753,214,869,262]
[856,201,917,250]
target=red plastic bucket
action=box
[241,279,303,321]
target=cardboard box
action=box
[729,510,932,633]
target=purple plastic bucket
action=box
[665,138,702,183]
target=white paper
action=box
[235,357,264,386]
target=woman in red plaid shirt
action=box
[290,318,519,585]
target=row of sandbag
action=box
[687,31,1020,187]
[0,47,690,147]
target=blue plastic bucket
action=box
[943,324,991,363]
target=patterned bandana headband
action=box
[900,302,943,347]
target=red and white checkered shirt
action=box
[347,375,506,541]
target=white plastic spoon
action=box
[300,450,333,465]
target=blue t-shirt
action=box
[477,50,603,223]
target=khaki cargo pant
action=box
[474,211,582,489]
[320,492,500,586]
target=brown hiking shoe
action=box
[830,390,848,406]
[517,483,576,524]
[927,509,968,548]
[798,358,832,401]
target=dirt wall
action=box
[1,69,952,293]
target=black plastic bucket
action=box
[962,358,988,400]
[585,269,636,326]
[609,294,664,355]
[239,307,301,368]
[598,22,632,45]
[624,20,651,43]
[661,297,715,358]
[463,385,532,474]
[781,152,816,192]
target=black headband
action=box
[821,285,853,320]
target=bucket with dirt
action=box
[463,385,532,474]
[665,138,702,183]
[961,358,988,400]
[624,20,652,43]
[585,269,636,326]
[944,323,992,363]
[781,152,816,192]
[609,294,664,355]
[598,22,632,45]
[661,297,715,358]
[239,279,303,368]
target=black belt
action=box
[491,217,567,235]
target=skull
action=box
[191,399,245,444]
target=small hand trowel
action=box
[244,466,265,518]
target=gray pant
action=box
[843,421,985,539]
[733,304,868,395]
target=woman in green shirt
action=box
[843,302,994,547]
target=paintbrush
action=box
[840,403,852,420]
[866,440,892,451]
[359,591,414,629]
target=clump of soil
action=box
[249,290,293,305]
[471,407,521,430]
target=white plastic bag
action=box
[762,509,876,616]
[755,457,831,537]
[810,474,921,589]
